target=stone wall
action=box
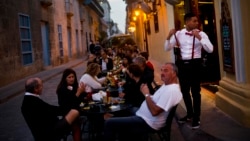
[0,0,43,87]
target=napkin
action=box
[92,91,107,101]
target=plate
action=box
[83,106,90,110]
[109,105,118,109]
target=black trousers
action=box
[177,59,202,121]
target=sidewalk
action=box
[0,59,84,104]
[1,58,250,141]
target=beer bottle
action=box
[106,88,111,104]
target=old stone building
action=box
[0,0,106,87]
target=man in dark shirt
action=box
[99,50,114,73]
[124,64,147,108]
[21,77,85,141]
[133,56,155,94]
[120,56,154,114]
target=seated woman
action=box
[112,55,132,77]
[56,68,84,141]
[79,63,106,93]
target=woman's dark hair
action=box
[140,51,149,60]
[127,63,143,78]
[122,55,133,67]
[56,68,78,94]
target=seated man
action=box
[140,51,154,71]
[120,56,154,102]
[99,50,113,76]
[119,63,151,114]
[21,77,85,141]
[104,63,183,141]
[133,56,155,94]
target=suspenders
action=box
[174,32,196,60]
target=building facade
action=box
[98,0,111,37]
[125,0,250,127]
[0,0,106,87]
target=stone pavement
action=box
[0,58,250,141]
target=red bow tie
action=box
[185,32,193,36]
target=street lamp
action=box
[128,26,136,33]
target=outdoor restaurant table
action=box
[79,100,132,140]
[80,100,131,115]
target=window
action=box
[58,25,64,57]
[19,14,33,65]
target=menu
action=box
[221,0,235,73]
[221,20,233,72]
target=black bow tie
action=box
[185,32,193,36]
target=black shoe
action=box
[191,120,200,129]
[178,116,192,124]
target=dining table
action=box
[79,98,132,140]
[80,99,131,115]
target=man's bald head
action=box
[25,77,42,94]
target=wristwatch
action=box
[145,94,150,97]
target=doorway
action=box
[174,0,220,90]
[41,22,51,66]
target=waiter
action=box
[164,13,213,129]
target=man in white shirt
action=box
[103,63,182,141]
[164,13,213,129]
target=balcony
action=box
[83,0,104,17]
[65,1,74,17]
[40,0,52,8]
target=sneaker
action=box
[191,120,200,129]
[178,116,192,124]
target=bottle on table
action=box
[106,88,111,104]
[118,85,123,93]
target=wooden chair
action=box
[148,105,178,141]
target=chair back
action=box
[164,105,178,132]
[156,104,178,141]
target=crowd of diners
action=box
[21,43,182,141]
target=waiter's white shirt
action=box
[164,28,213,60]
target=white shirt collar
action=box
[25,92,40,98]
